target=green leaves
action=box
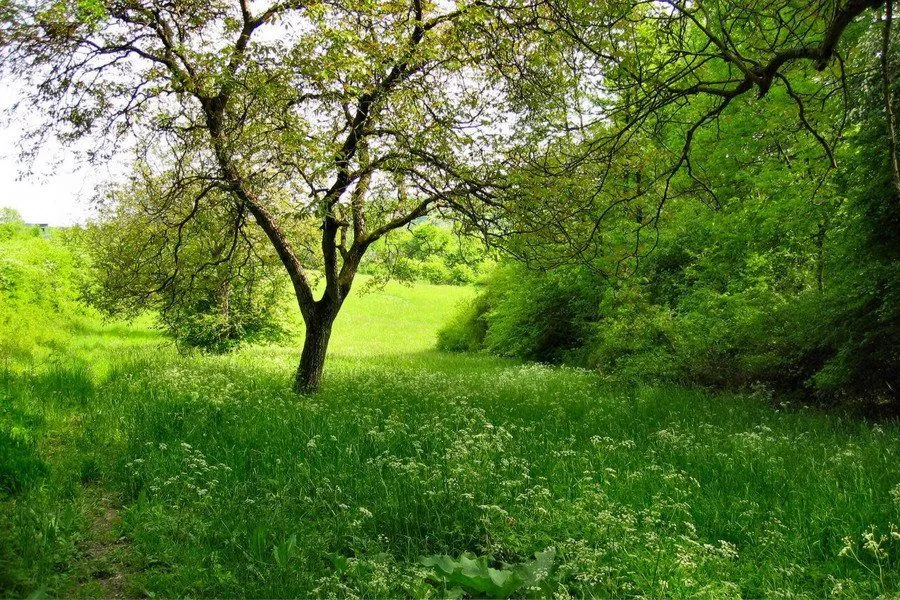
[249,528,300,571]
[272,534,298,569]
[420,549,556,598]
[86,178,289,354]
[75,0,107,25]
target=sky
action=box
[0,84,109,226]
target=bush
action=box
[0,212,90,365]
[436,293,492,352]
[160,280,286,354]
[439,178,898,408]
[84,183,291,354]
[585,284,681,383]
[437,263,602,363]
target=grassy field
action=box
[1,280,898,598]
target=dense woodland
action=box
[429,1,899,409]
[439,49,899,407]
[0,0,899,597]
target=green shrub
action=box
[438,263,602,363]
[440,178,897,407]
[437,293,492,352]
[84,185,290,354]
[0,212,90,365]
[585,283,682,383]
[161,283,286,354]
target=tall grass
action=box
[1,280,898,598]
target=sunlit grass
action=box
[1,281,898,598]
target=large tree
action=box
[0,0,553,392]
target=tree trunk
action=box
[293,307,337,394]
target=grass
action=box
[1,280,898,598]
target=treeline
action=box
[439,26,899,410]
[0,210,489,357]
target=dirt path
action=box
[70,491,133,598]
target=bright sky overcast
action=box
[0,83,110,226]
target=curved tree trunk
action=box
[294,307,337,394]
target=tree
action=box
[0,0,540,392]
[489,0,890,272]
[86,174,290,353]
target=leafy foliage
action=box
[0,210,90,364]
[440,128,897,406]
[420,549,556,598]
[85,181,289,353]
[439,13,899,409]
[438,264,601,363]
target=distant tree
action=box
[86,175,290,353]
[362,220,494,285]
[0,0,550,392]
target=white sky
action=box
[0,84,108,226]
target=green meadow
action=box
[1,277,898,598]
